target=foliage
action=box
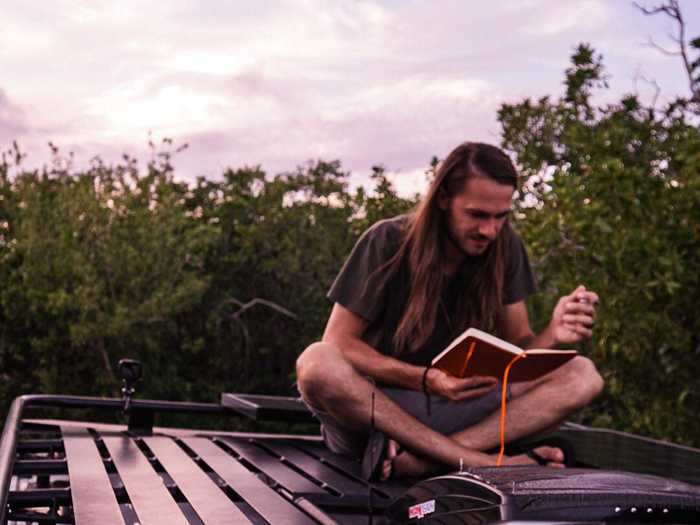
[0,143,417,423]
[500,43,700,445]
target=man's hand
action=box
[548,285,599,345]
[426,368,498,401]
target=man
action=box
[296,142,604,480]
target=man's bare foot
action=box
[380,440,441,480]
[380,443,565,480]
[503,446,566,468]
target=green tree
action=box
[0,143,416,424]
[0,142,218,406]
[499,42,700,445]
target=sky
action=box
[1,0,698,195]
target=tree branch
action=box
[635,0,697,100]
[227,297,299,321]
[634,67,663,109]
[633,1,675,16]
[644,36,681,56]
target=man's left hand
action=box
[548,285,599,345]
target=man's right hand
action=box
[426,368,498,401]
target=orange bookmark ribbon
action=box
[496,353,527,466]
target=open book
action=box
[431,328,577,382]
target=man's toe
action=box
[534,445,565,466]
[380,440,400,481]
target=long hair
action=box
[381,142,519,355]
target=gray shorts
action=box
[300,385,505,457]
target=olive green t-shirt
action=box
[327,215,537,366]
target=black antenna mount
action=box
[118,358,152,435]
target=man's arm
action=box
[322,303,426,390]
[323,303,497,399]
[498,301,537,348]
[499,285,599,349]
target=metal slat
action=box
[102,435,188,525]
[144,436,250,524]
[286,440,410,500]
[220,394,316,423]
[291,442,360,474]
[13,458,67,475]
[8,487,71,505]
[17,439,64,453]
[258,441,365,496]
[61,427,124,525]
[220,437,325,495]
[183,437,316,525]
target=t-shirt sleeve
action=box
[327,220,401,322]
[503,233,537,305]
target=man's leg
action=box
[296,342,566,474]
[452,355,603,449]
[392,355,604,476]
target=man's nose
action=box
[479,218,499,239]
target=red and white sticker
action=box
[408,499,436,519]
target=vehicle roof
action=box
[9,417,410,524]
[5,393,700,524]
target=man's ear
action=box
[437,188,449,211]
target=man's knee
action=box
[559,356,604,408]
[296,342,352,402]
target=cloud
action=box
[519,0,612,36]
[1,0,697,186]
[0,89,28,144]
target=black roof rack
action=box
[1,394,411,524]
[3,392,700,524]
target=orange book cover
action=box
[431,328,577,382]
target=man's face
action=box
[439,175,514,258]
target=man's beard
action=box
[444,225,492,258]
